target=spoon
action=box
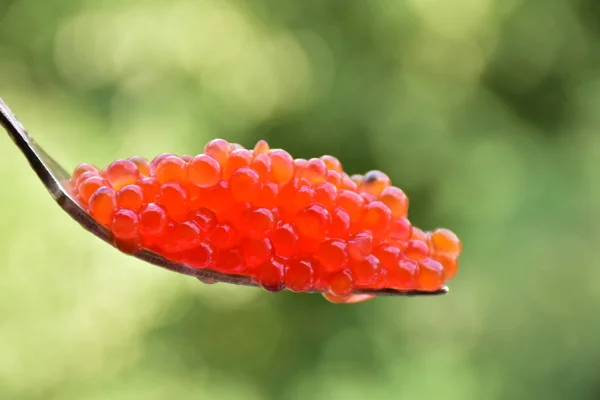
[0,97,448,298]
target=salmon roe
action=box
[70,139,462,300]
[187,154,221,187]
[105,159,139,191]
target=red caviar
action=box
[269,149,294,184]
[321,155,342,173]
[284,259,314,292]
[158,183,187,220]
[256,257,285,292]
[129,156,150,177]
[317,240,348,272]
[139,203,167,236]
[230,167,260,202]
[117,185,144,211]
[187,154,221,187]
[204,139,231,166]
[88,186,117,226]
[105,159,139,191]
[79,176,106,204]
[251,153,271,181]
[112,209,139,239]
[70,139,462,302]
[337,190,364,222]
[72,163,99,182]
[155,156,186,184]
[359,170,391,196]
[271,222,298,257]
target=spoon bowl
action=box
[0,97,448,298]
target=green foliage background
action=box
[1,0,600,399]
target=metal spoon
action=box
[0,97,448,298]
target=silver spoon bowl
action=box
[0,97,448,298]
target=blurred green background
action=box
[1,0,599,399]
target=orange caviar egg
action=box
[105,159,139,191]
[241,237,272,267]
[185,241,215,269]
[72,163,99,183]
[361,192,377,203]
[434,253,459,281]
[111,209,139,239]
[296,205,330,240]
[210,222,239,249]
[187,154,221,187]
[320,155,342,173]
[229,167,260,202]
[254,139,270,155]
[251,153,271,181]
[158,183,187,220]
[405,240,429,261]
[388,259,418,290]
[88,187,117,226]
[241,208,275,238]
[139,203,167,236]
[417,258,445,291]
[74,171,96,188]
[359,170,391,196]
[317,240,348,272]
[253,181,278,209]
[352,254,380,287]
[129,156,150,176]
[389,217,412,242]
[347,232,373,262]
[269,149,295,184]
[155,156,186,184]
[78,176,106,204]
[294,158,308,173]
[171,221,202,252]
[336,190,364,221]
[340,173,357,191]
[328,207,351,238]
[361,201,392,238]
[204,139,231,167]
[215,248,244,273]
[350,174,364,186]
[117,184,144,211]
[70,138,462,300]
[326,170,343,187]
[314,182,337,210]
[284,259,314,292]
[256,257,284,292]
[191,208,217,234]
[379,186,408,218]
[150,153,176,172]
[430,228,462,256]
[138,177,160,202]
[271,222,298,257]
[279,180,314,215]
[411,227,428,242]
[301,158,327,184]
[328,269,354,296]
[373,244,401,271]
[292,184,315,213]
[223,149,252,180]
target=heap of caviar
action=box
[69,139,461,296]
